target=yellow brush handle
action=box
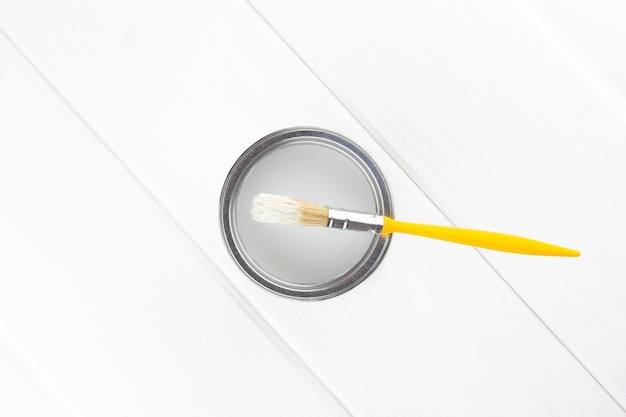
[381,217,579,257]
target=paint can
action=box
[220,127,392,300]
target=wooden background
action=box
[1,0,625,415]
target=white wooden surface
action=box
[0,34,347,416]
[1,1,625,416]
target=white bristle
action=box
[251,193,302,225]
[251,193,329,227]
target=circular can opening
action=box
[220,128,392,300]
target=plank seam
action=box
[512,0,626,122]
[0,327,82,417]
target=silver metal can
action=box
[220,127,392,300]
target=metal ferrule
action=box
[327,209,384,234]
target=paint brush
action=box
[251,193,579,257]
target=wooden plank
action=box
[533,0,626,95]
[247,0,626,408]
[0,334,76,417]
[1,0,623,415]
[0,35,349,417]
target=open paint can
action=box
[220,128,392,300]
